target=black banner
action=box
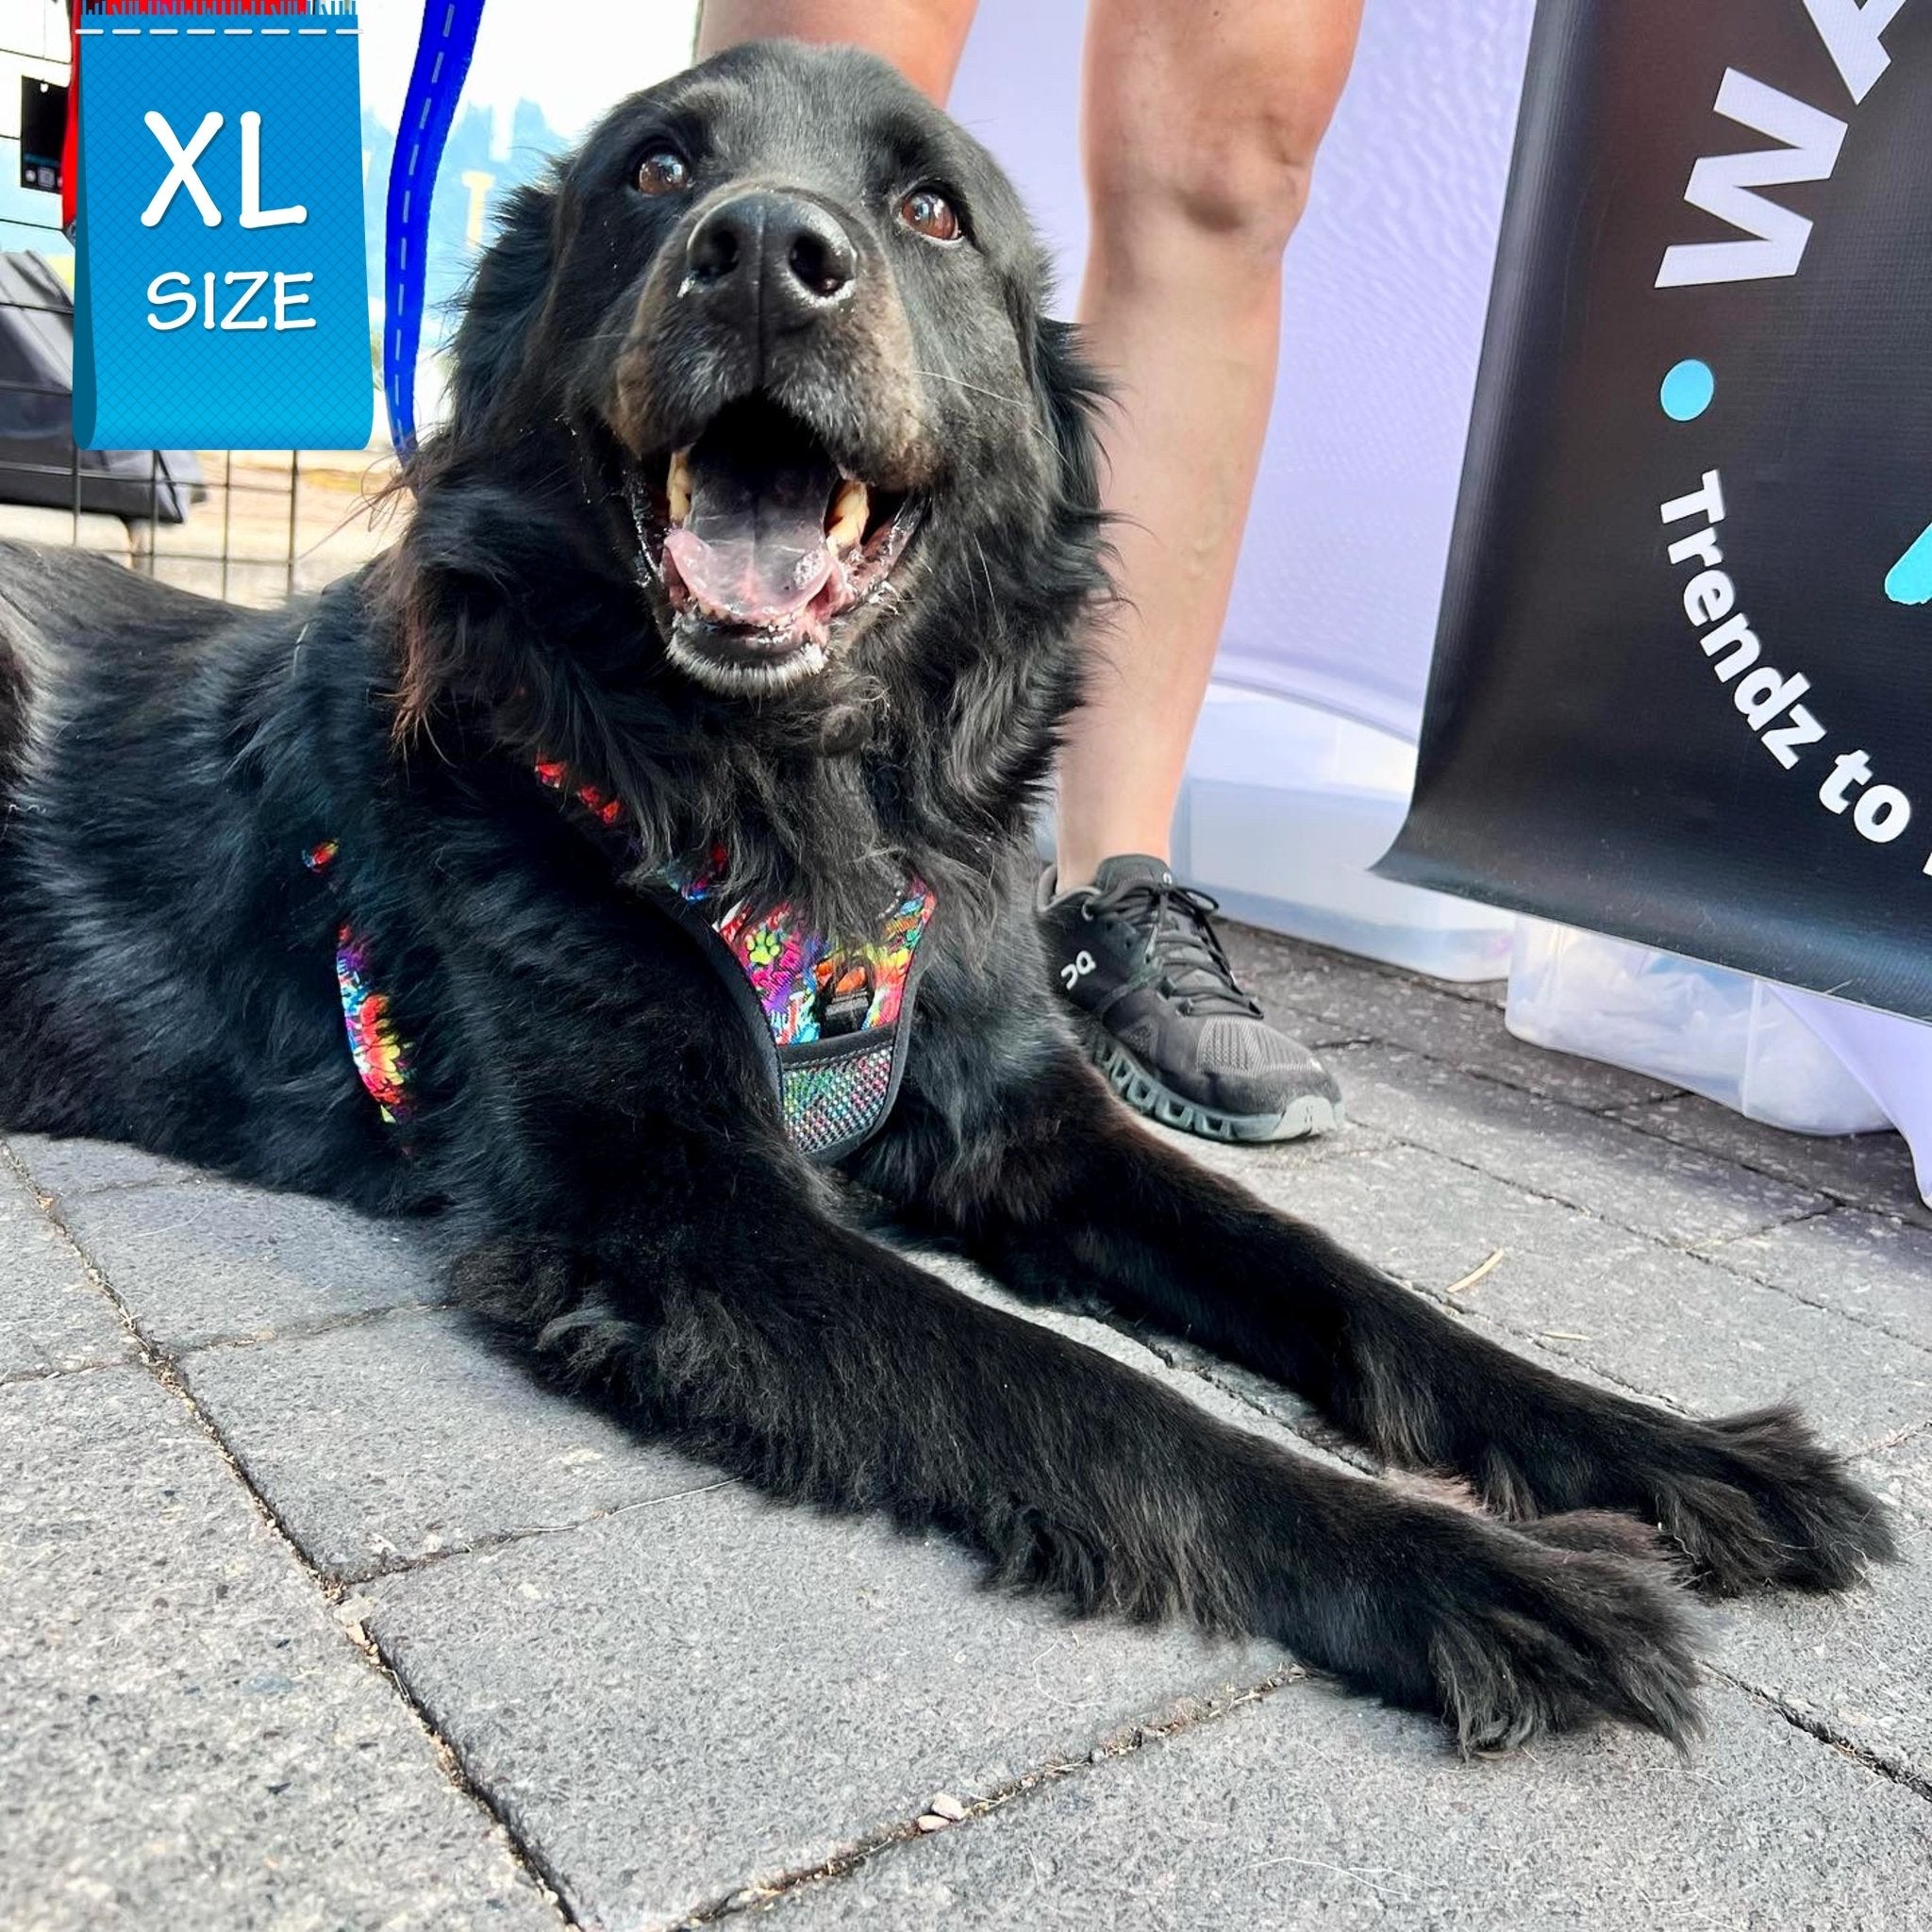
[1379,0,1932,1022]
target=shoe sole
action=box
[1078,1022,1344,1144]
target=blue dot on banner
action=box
[1659,358,1715,422]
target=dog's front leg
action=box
[872,1043,1893,1598]
[450,1147,1700,1750]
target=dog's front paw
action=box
[1421,1516,1702,1754]
[1647,1402,1896,1595]
[1278,1503,1703,1754]
[1463,1390,1894,1598]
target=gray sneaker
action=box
[1038,855,1343,1142]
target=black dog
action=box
[0,43,1890,1751]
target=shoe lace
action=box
[1085,877,1261,1018]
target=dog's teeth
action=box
[826,479,869,551]
[667,450,693,525]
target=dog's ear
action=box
[446,179,559,440]
[381,177,567,738]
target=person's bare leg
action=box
[695,0,977,104]
[1055,0,1363,887]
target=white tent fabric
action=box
[1777,993,1932,1206]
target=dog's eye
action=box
[897,187,961,244]
[634,147,691,197]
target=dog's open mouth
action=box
[630,397,921,686]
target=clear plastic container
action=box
[1171,686,1515,982]
[1505,918,1890,1135]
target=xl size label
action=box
[74,3,370,451]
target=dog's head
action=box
[412,42,1101,703]
[387,43,1105,920]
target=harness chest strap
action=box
[532,761,939,1160]
[304,774,938,1164]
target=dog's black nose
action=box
[685,192,858,320]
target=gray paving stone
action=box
[180,1307,727,1583]
[0,1168,133,1381]
[1324,1043,1827,1246]
[1717,1426,1932,1789]
[1607,1094,1932,1229]
[8,1131,212,1202]
[0,1366,558,1932]
[58,1181,448,1352]
[366,1485,1288,1932]
[1150,1111,1399,1190]
[774,1678,1930,1931]
[1240,1144,1932,1448]
[1222,926,1679,1108]
[1701,1207,1932,1356]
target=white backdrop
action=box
[951,0,1539,740]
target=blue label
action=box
[74,5,371,451]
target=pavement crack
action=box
[1713,1667,1930,1804]
[1662,1199,1838,1256]
[675,1666,1310,1925]
[170,1295,460,1358]
[1330,1029,1681,1124]
[1605,1103,1929,1224]
[0,1141,579,1929]
[1326,1117,1932,1374]
[0,1355,131,1391]
[347,1476,742,1587]
[1690,1215,1932,1365]
[1341,1096,1828,1262]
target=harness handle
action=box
[384,0,488,460]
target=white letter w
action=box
[1656,72,1846,289]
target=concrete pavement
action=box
[5,925,1928,1930]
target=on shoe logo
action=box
[1060,949,1096,991]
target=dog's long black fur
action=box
[0,44,1891,1752]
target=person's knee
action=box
[1083,3,1359,263]
[1090,96,1330,263]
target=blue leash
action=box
[384,0,488,459]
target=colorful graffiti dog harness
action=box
[306,778,937,1162]
[532,762,937,1160]
[303,773,942,1158]
[308,778,937,1162]
[532,762,938,1160]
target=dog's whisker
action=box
[908,367,1030,409]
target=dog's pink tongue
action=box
[665,523,834,625]
[665,434,838,625]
